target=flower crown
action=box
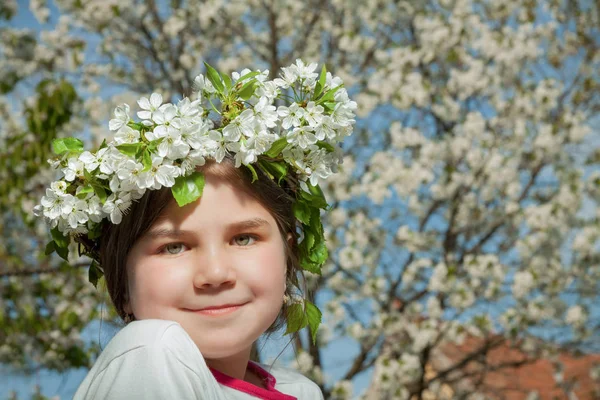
[33,59,356,342]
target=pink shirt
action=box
[210,361,297,400]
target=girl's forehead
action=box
[153,184,274,228]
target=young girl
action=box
[33,59,356,399]
[74,156,323,399]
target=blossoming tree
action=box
[1,0,599,398]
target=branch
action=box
[0,260,89,278]
[292,1,323,58]
[263,0,281,78]
[342,339,379,381]
[416,345,432,400]
[460,162,544,261]
[432,355,538,396]
[386,199,443,307]
[426,335,506,385]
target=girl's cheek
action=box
[243,245,285,270]
[133,258,188,291]
[243,250,286,289]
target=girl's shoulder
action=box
[87,318,209,378]
[74,319,224,400]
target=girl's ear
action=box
[286,232,293,246]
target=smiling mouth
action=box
[188,303,247,316]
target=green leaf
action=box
[76,184,94,199]
[245,164,258,183]
[204,62,225,94]
[88,260,102,288]
[258,159,287,184]
[51,227,69,248]
[293,201,311,225]
[298,216,327,275]
[299,184,328,209]
[300,257,321,274]
[309,207,323,234]
[141,149,152,172]
[284,303,308,335]
[265,137,289,158]
[92,184,107,202]
[116,143,142,156]
[127,121,144,131]
[83,167,94,183]
[309,183,328,208]
[303,229,316,253]
[147,137,164,152]
[52,138,84,155]
[322,101,336,112]
[99,139,108,150]
[305,300,322,344]
[313,65,327,99]
[44,241,56,256]
[171,171,205,207]
[238,71,260,82]
[316,141,335,152]
[55,243,69,261]
[237,79,257,101]
[308,239,328,266]
[222,73,232,91]
[316,84,343,105]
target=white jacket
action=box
[73,319,323,400]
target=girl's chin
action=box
[196,339,255,359]
[184,324,263,357]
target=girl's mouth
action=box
[189,303,247,316]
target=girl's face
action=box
[125,172,287,359]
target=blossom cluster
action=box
[34,59,356,237]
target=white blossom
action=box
[565,305,586,327]
[287,126,318,149]
[102,192,133,224]
[222,109,255,141]
[62,157,85,182]
[278,103,305,129]
[108,104,130,131]
[114,126,140,145]
[142,155,180,189]
[252,96,277,128]
[137,93,164,122]
[304,101,324,127]
[512,271,535,299]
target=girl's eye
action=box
[160,243,187,255]
[233,234,256,246]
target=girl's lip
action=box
[188,303,247,315]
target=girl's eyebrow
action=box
[144,218,271,240]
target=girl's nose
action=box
[192,244,236,289]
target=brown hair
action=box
[99,155,302,334]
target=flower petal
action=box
[150,93,163,109]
